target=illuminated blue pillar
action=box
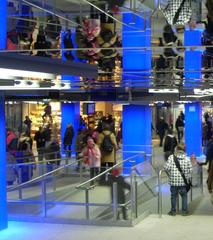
[122,13,152,168]
[184,28,203,157]
[0,0,7,49]
[122,12,151,86]
[122,105,152,168]
[185,102,202,156]
[184,28,203,87]
[61,102,80,153]
[0,0,7,231]
[0,93,7,230]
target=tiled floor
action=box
[1,213,213,240]
[3,143,213,240]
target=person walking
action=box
[63,123,74,158]
[163,128,178,161]
[156,117,168,147]
[175,115,184,143]
[164,143,192,216]
[24,116,32,136]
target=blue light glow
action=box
[0,0,7,49]
[184,29,202,157]
[122,13,151,72]
[184,29,203,87]
[122,105,152,169]
[61,103,80,153]
[185,102,202,156]
[0,93,7,230]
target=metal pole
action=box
[41,179,47,217]
[52,171,56,192]
[158,170,162,217]
[190,177,193,202]
[85,188,90,219]
[18,168,23,200]
[65,157,69,174]
[131,168,136,219]
[200,165,203,194]
[134,181,138,218]
[80,160,83,183]
[112,182,118,221]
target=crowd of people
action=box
[6,108,213,219]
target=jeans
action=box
[170,186,188,212]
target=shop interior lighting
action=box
[0,79,71,90]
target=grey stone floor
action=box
[2,143,213,240]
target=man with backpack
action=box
[97,123,118,175]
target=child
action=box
[83,138,101,186]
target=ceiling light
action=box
[0,68,55,79]
[149,88,179,93]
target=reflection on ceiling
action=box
[3,0,213,101]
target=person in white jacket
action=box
[83,138,101,185]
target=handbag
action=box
[173,155,192,192]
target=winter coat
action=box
[45,141,61,165]
[164,150,192,186]
[34,130,46,149]
[63,126,74,145]
[7,131,18,151]
[83,145,101,168]
[108,174,130,204]
[164,134,178,153]
[207,161,213,192]
[97,130,117,164]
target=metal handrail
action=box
[12,151,62,161]
[135,168,156,197]
[7,157,84,192]
[158,169,167,218]
[76,152,146,190]
[7,157,70,167]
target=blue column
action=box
[185,102,202,156]
[61,102,80,153]
[0,0,7,231]
[0,93,7,230]
[184,28,202,87]
[122,13,152,168]
[122,12,151,86]
[184,28,203,157]
[122,105,152,169]
[0,0,7,49]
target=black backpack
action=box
[101,132,113,153]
